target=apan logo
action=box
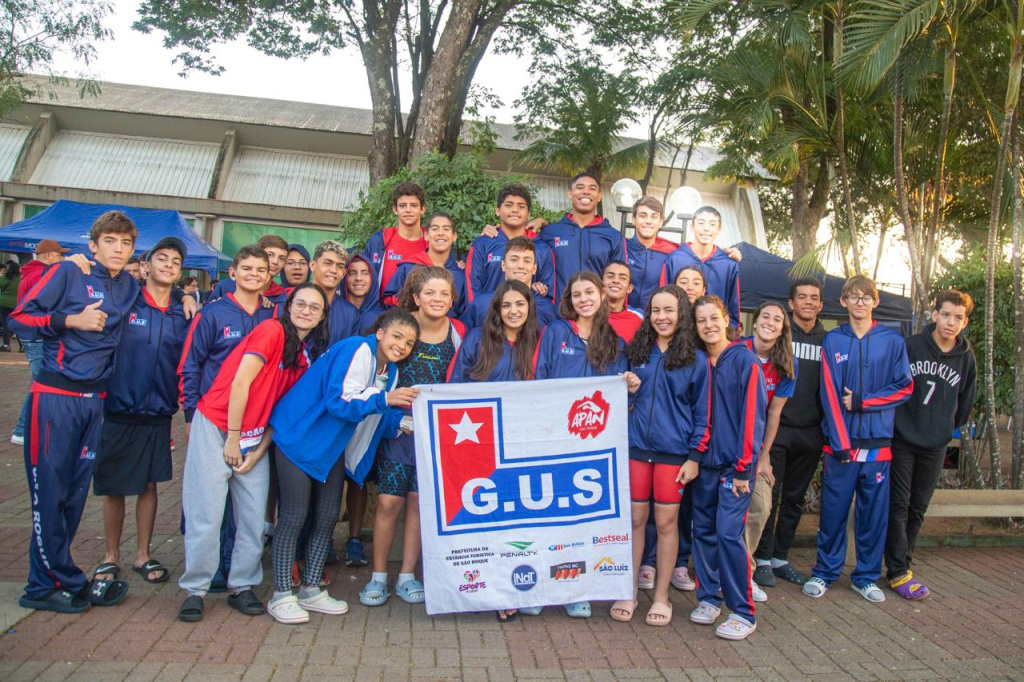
[223,326,242,339]
[86,286,105,300]
[427,399,618,535]
[834,352,849,364]
[128,313,147,327]
[568,391,609,439]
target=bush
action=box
[932,249,1015,414]
[339,152,559,255]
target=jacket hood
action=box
[718,340,751,363]
[683,242,731,263]
[628,235,677,254]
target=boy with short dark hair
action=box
[462,237,558,329]
[9,210,141,613]
[602,260,644,342]
[885,289,977,599]
[382,211,468,318]
[360,182,428,298]
[210,235,291,303]
[535,172,626,303]
[661,206,741,328]
[624,196,676,310]
[804,275,913,603]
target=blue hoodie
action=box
[465,229,555,302]
[624,235,677,310]
[533,319,627,379]
[270,335,404,484]
[9,261,139,393]
[177,292,275,421]
[447,327,530,383]
[628,346,712,463]
[279,244,311,286]
[344,253,383,334]
[106,288,189,417]
[462,288,558,330]
[820,322,913,461]
[662,244,741,328]
[535,214,626,303]
[324,291,360,345]
[692,341,767,480]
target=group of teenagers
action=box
[8,172,977,643]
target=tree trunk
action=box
[791,161,815,259]
[892,83,932,318]
[924,40,957,308]
[982,13,1022,488]
[410,0,484,160]
[832,5,863,274]
[360,0,403,184]
[1012,113,1024,489]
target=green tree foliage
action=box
[339,152,557,254]
[0,0,112,116]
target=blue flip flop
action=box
[395,579,425,604]
[359,579,390,607]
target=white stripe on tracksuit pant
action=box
[179,411,269,596]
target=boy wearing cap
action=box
[10,239,68,447]
[8,212,141,613]
[92,237,190,586]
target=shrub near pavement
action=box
[340,152,560,255]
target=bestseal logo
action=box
[568,391,610,440]
[128,313,147,327]
[550,561,586,581]
[427,400,618,535]
[460,569,487,593]
[548,541,586,552]
[86,286,105,300]
[592,533,629,546]
[223,326,242,339]
[593,557,630,575]
[501,540,538,558]
[511,565,537,591]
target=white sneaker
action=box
[689,601,721,625]
[716,614,756,640]
[10,434,24,446]
[751,580,768,603]
[298,589,349,615]
[267,595,309,624]
[802,576,829,598]
[852,582,885,603]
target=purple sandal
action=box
[890,571,930,600]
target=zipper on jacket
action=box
[644,353,662,448]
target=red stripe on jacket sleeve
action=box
[862,381,914,408]
[736,363,759,473]
[465,246,476,301]
[696,357,713,452]
[177,312,203,404]
[819,348,852,451]
[9,266,61,328]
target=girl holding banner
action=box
[681,295,767,641]
[615,285,710,626]
[264,308,421,624]
[533,271,638,619]
[447,279,541,622]
[362,266,466,608]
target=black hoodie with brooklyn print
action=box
[894,324,977,451]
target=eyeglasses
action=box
[285,259,308,267]
[847,296,874,305]
[292,300,324,314]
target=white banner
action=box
[413,376,633,615]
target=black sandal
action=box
[93,562,119,580]
[178,595,204,622]
[87,578,130,606]
[133,559,169,584]
[18,589,91,614]
[227,589,264,615]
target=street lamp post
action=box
[610,178,643,235]
[668,185,703,238]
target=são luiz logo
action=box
[426,396,621,536]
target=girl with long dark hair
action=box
[178,282,329,623]
[612,285,710,627]
[673,264,706,305]
[448,280,538,382]
[683,295,766,641]
[741,301,797,603]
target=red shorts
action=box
[629,460,684,504]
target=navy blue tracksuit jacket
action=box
[534,215,626,304]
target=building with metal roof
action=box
[0,77,769,265]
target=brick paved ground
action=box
[0,356,1022,681]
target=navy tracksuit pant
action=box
[641,484,693,567]
[692,466,754,623]
[812,457,890,587]
[24,391,103,600]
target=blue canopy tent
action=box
[735,242,913,323]
[0,200,230,276]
